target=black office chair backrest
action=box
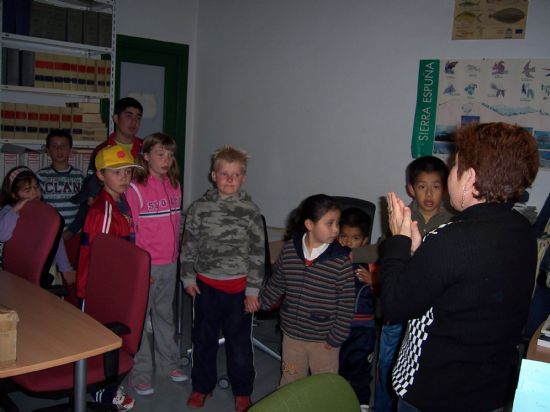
[332,196,376,241]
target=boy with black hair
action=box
[37,129,84,239]
[37,129,84,285]
[375,155,453,412]
[405,155,453,235]
[338,207,376,412]
[70,97,144,233]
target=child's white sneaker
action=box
[169,368,189,382]
[132,382,154,396]
[360,405,370,412]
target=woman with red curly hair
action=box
[381,123,539,412]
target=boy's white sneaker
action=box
[360,405,370,412]
[169,369,189,382]
[128,380,154,396]
[134,382,154,396]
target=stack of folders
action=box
[537,314,550,348]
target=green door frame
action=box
[115,34,189,181]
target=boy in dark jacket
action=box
[338,208,376,412]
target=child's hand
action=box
[185,284,200,297]
[12,198,31,213]
[356,266,373,285]
[244,296,260,313]
[62,270,76,285]
[324,343,334,350]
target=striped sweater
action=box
[260,236,355,348]
[37,165,84,232]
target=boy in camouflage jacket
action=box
[181,145,265,412]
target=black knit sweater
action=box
[380,202,537,411]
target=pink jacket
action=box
[126,176,182,264]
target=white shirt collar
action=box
[302,233,330,261]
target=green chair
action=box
[249,373,360,412]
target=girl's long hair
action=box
[284,194,339,241]
[0,166,38,206]
[134,133,180,187]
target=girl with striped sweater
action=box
[260,194,355,386]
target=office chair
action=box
[3,200,62,288]
[333,196,376,241]
[248,373,360,412]
[9,234,151,411]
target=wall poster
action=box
[411,58,550,168]
[452,0,529,40]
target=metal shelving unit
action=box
[0,0,116,148]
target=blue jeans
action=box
[375,323,404,412]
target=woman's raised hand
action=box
[387,192,422,253]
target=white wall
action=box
[118,0,550,241]
[116,0,199,203]
[116,0,198,44]
[189,0,550,240]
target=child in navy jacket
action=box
[338,208,376,412]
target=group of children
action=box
[0,98,183,411]
[180,146,453,412]
[0,94,455,412]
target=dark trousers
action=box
[191,279,255,396]
[339,327,376,405]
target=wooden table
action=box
[526,322,550,363]
[0,271,121,412]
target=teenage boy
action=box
[375,155,453,412]
[89,97,143,174]
[37,129,84,240]
[181,146,265,412]
[70,97,143,231]
[338,208,376,412]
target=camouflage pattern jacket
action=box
[181,188,265,296]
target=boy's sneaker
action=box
[169,368,189,382]
[235,396,252,412]
[112,386,135,411]
[131,382,154,396]
[360,405,370,412]
[186,391,211,409]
